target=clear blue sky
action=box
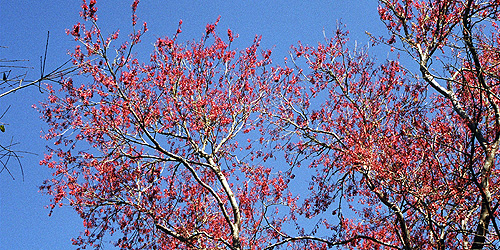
[0,1,383,249]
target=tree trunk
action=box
[471,199,491,250]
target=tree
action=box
[39,1,288,249]
[275,0,500,249]
[376,1,500,248]
[38,0,500,249]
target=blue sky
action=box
[0,1,384,249]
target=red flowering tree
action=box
[273,0,500,249]
[38,1,293,249]
[39,0,500,249]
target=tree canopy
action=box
[38,0,500,249]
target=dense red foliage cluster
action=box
[38,0,500,249]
